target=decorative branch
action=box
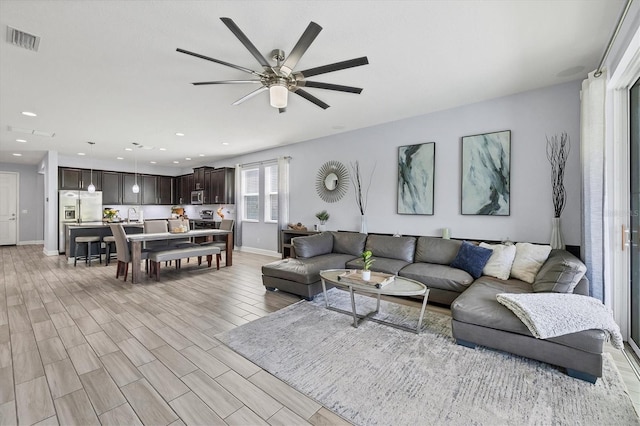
[349,161,376,215]
[546,132,570,218]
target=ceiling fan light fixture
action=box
[269,83,288,108]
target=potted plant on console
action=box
[361,250,374,281]
[315,210,330,231]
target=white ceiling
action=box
[0,0,624,169]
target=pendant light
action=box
[132,142,140,194]
[87,141,96,193]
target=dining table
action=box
[127,229,233,283]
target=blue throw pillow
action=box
[450,241,493,279]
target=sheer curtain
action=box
[234,164,243,248]
[580,70,607,301]
[277,156,291,253]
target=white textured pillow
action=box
[510,243,552,283]
[479,242,517,280]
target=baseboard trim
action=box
[238,246,280,258]
[43,248,59,256]
[17,240,45,246]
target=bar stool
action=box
[103,235,116,266]
[74,235,102,266]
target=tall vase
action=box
[550,217,565,250]
[360,214,367,234]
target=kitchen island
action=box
[64,222,143,260]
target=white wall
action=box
[214,80,582,252]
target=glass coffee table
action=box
[319,269,430,334]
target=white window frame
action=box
[264,164,278,223]
[242,168,259,222]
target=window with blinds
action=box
[264,165,278,222]
[242,168,259,221]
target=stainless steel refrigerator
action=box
[58,190,103,253]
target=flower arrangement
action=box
[315,210,330,224]
[546,132,570,218]
[350,161,376,215]
[361,250,374,271]
[104,208,118,220]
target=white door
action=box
[0,172,18,245]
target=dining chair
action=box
[199,219,234,266]
[109,224,150,282]
[143,220,169,250]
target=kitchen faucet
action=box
[128,207,137,222]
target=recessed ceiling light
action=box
[185,158,191,161]
[116,157,124,160]
[175,132,185,136]
[125,148,133,151]
[21,111,37,117]
[173,161,180,164]
[199,154,205,157]
[16,139,26,143]
[78,153,86,156]
[159,148,167,151]
[222,142,229,146]
[12,153,22,157]
[150,161,157,164]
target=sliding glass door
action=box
[630,77,639,356]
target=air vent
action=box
[6,26,40,52]
[8,126,55,138]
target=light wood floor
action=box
[0,245,638,425]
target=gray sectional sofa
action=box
[261,231,606,383]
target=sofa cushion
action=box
[451,277,605,353]
[479,242,517,280]
[346,257,409,275]
[365,235,416,263]
[414,237,462,265]
[450,241,493,279]
[262,253,355,284]
[533,249,587,293]
[293,232,333,259]
[331,232,367,256]
[510,243,552,283]
[400,263,474,293]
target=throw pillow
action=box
[532,249,587,293]
[479,242,517,280]
[510,243,552,283]
[450,241,493,279]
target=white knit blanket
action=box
[496,293,624,350]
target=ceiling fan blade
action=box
[192,80,262,85]
[298,56,369,78]
[293,89,330,109]
[220,17,271,69]
[280,22,322,77]
[300,81,363,94]
[232,86,268,106]
[176,48,262,76]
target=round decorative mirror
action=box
[316,161,349,203]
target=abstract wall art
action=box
[461,130,510,215]
[398,142,435,215]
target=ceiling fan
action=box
[177,17,369,113]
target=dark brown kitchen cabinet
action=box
[157,176,173,205]
[211,167,235,204]
[101,171,122,204]
[58,167,101,191]
[122,173,140,205]
[141,175,157,205]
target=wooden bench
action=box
[148,246,221,281]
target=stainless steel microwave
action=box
[191,190,204,204]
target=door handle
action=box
[9,218,15,221]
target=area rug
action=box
[217,289,639,426]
